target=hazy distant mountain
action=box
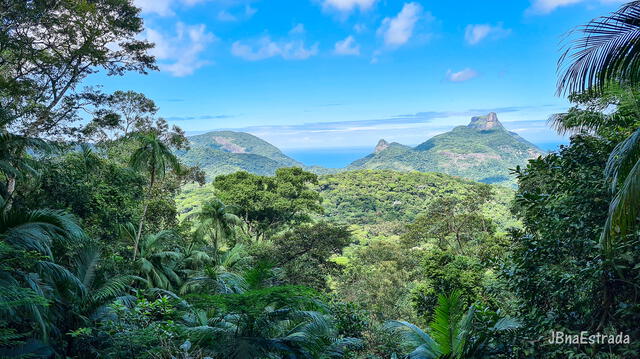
[346,113,544,186]
[177,131,333,178]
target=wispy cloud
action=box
[134,0,174,16]
[231,24,319,61]
[446,68,478,82]
[185,105,566,149]
[145,22,217,76]
[464,23,511,45]
[334,36,360,55]
[321,0,377,14]
[377,2,424,47]
[527,0,626,15]
[167,114,235,121]
[217,10,237,22]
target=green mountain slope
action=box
[346,113,544,186]
[177,131,306,178]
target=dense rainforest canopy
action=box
[1,1,640,358]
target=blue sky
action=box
[90,0,627,149]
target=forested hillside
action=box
[177,131,334,179]
[2,1,640,358]
[348,113,545,186]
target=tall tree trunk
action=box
[133,168,155,261]
[3,175,16,214]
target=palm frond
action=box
[558,1,640,95]
[384,320,440,357]
[74,246,101,289]
[602,156,640,254]
[429,291,464,356]
[548,109,610,135]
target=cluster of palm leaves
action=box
[557,1,640,251]
[183,300,361,358]
[385,292,519,359]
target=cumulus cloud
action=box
[322,0,377,13]
[334,36,360,55]
[377,2,423,47]
[231,24,319,61]
[527,0,626,15]
[446,68,478,82]
[464,23,511,45]
[145,22,216,76]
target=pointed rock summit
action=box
[468,112,504,131]
[375,139,390,153]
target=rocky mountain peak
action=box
[375,139,390,153]
[468,112,504,131]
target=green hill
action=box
[178,131,335,178]
[177,131,305,178]
[346,113,544,186]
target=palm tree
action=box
[184,305,360,358]
[180,244,249,295]
[0,112,53,213]
[190,199,242,253]
[71,246,144,319]
[557,2,640,254]
[0,208,86,342]
[385,291,519,359]
[120,224,183,290]
[129,132,181,260]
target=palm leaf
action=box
[558,1,640,95]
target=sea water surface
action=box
[283,147,372,169]
[284,141,568,169]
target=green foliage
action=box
[318,170,517,238]
[386,291,520,359]
[1,0,156,136]
[262,221,352,290]
[506,134,640,357]
[26,150,146,244]
[214,168,324,239]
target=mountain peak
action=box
[375,139,390,153]
[468,112,504,131]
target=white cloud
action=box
[134,0,257,17]
[245,4,258,16]
[322,0,377,13]
[353,23,367,33]
[334,36,360,55]
[446,68,478,82]
[464,23,511,45]
[290,24,306,35]
[146,23,216,76]
[231,24,318,61]
[527,0,626,15]
[217,10,237,22]
[377,2,423,47]
[231,37,319,61]
[134,0,174,16]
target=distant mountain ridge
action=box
[176,131,333,179]
[347,113,544,186]
[177,113,544,186]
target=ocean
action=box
[283,147,373,168]
[283,141,568,169]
